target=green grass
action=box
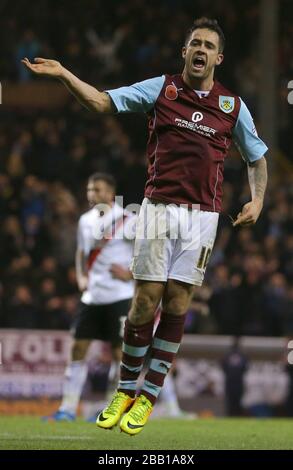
[0,417,293,450]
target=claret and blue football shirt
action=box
[106,75,268,212]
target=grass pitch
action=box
[0,416,293,450]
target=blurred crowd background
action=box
[0,0,292,336]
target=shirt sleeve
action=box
[77,218,85,250]
[232,98,268,162]
[106,75,165,113]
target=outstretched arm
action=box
[233,156,267,227]
[75,248,88,291]
[21,57,113,113]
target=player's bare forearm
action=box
[21,57,113,113]
[110,264,133,281]
[247,156,268,205]
[233,156,267,227]
[60,67,113,113]
[75,249,88,291]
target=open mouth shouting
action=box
[192,55,206,72]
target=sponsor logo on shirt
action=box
[174,112,216,137]
[191,111,203,123]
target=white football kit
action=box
[78,203,135,305]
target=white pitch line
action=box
[0,434,94,441]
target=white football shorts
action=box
[130,198,219,286]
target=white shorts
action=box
[130,198,219,286]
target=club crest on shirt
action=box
[219,96,235,113]
[165,84,178,100]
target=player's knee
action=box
[72,341,89,361]
[162,296,188,315]
[129,292,157,324]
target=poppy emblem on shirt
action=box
[219,95,235,113]
[165,84,178,100]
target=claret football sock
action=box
[117,318,154,397]
[141,312,186,404]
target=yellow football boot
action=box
[120,394,153,435]
[96,391,134,429]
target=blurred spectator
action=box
[38,277,75,329]
[20,175,47,223]
[4,285,39,328]
[0,216,24,270]
[263,273,287,336]
[185,285,216,334]
[283,286,293,335]
[15,29,41,81]
[222,338,248,416]
[0,174,18,217]
[33,256,61,287]
[209,265,242,335]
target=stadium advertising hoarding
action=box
[0,330,289,416]
[0,330,71,397]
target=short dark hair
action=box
[185,17,225,53]
[88,172,116,191]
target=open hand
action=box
[21,57,63,78]
[110,264,132,281]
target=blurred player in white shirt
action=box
[47,173,135,421]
